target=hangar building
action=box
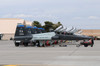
[82,29,100,38]
[0,18,32,40]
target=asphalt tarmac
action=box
[0,40,100,66]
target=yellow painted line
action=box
[3,65,17,66]
[16,64,75,66]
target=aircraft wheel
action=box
[76,44,80,47]
[84,44,88,47]
[91,40,94,47]
[59,45,61,47]
[32,42,36,46]
[36,41,40,47]
[91,44,94,47]
[42,44,45,47]
[24,43,28,47]
[15,42,19,47]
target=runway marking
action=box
[3,65,17,66]
[2,64,75,66]
[68,47,80,56]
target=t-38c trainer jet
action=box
[14,24,94,47]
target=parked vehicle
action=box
[14,25,32,47]
[0,33,3,40]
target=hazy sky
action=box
[0,0,100,29]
